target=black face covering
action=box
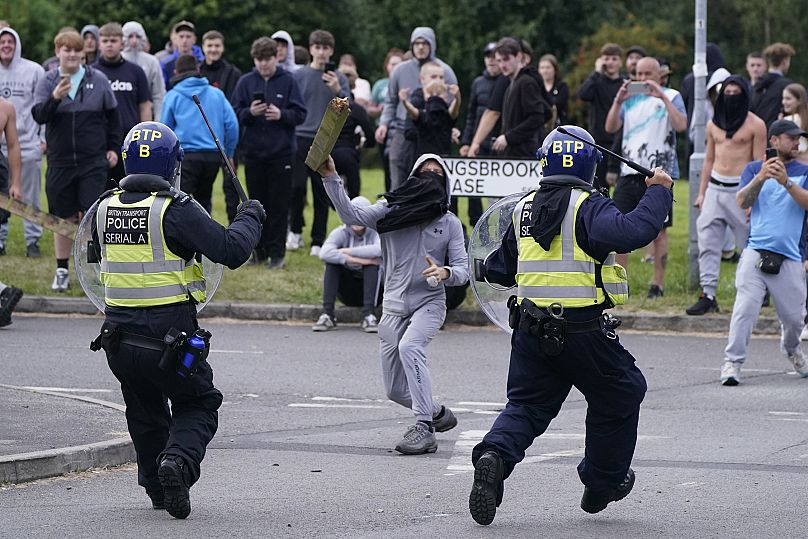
[376,170,448,234]
[713,76,749,139]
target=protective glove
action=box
[237,199,266,224]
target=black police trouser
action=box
[103,315,222,491]
[290,136,332,247]
[245,157,293,260]
[472,326,646,492]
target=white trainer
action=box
[286,231,303,250]
[309,245,321,257]
[786,349,808,378]
[51,268,70,292]
[720,361,741,386]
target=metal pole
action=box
[688,0,708,290]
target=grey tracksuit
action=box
[696,172,749,296]
[322,153,469,422]
[0,27,44,246]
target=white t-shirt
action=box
[353,77,372,102]
[619,88,686,178]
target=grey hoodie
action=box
[270,30,299,73]
[322,153,469,316]
[380,27,457,130]
[0,27,45,160]
[122,21,165,119]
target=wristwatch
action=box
[785,179,795,190]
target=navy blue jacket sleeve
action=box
[481,222,518,287]
[163,199,262,269]
[577,185,673,260]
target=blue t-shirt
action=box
[739,159,808,260]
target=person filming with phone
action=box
[231,36,306,269]
[605,56,686,299]
[718,119,808,385]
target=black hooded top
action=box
[712,75,750,139]
[751,71,792,128]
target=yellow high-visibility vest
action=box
[512,189,628,307]
[97,192,206,308]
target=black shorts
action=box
[46,159,109,218]
[613,174,673,228]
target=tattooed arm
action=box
[737,159,775,209]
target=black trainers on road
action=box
[686,293,719,315]
[432,405,458,433]
[469,450,505,525]
[580,468,635,514]
[158,457,191,519]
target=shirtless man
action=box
[687,76,766,315]
[0,95,22,207]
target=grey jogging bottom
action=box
[378,299,445,422]
[725,248,806,364]
[696,182,748,296]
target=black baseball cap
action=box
[626,45,647,57]
[483,41,497,56]
[769,119,808,138]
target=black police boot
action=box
[469,450,505,526]
[145,486,165,510]
[685,293,719,316]
[158,456,191,519]
[580,468,635,514]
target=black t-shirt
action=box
[94,57,151,134]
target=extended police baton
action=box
[556,126,654,178]
[192,94,248,203]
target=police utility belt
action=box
[90,323,211,378]
[507,296,621,356]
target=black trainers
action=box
[469,450,505,525]
[580,468,635,514]
[158,457,191,519]
[647,285,663,299]
[685,293,719,315]
[26,241,41,258]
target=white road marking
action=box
[311,396,388,403]
[288,403,389,409]
[457,401,505,407]
[768,418,808,422]
[768,411,804,416]
[446,430,670,473]
[21,387,112,393]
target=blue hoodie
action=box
[161,74,238,156]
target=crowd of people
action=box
[0,19,807,381]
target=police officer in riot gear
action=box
[90,121,265,519]
[468,125,673,525]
